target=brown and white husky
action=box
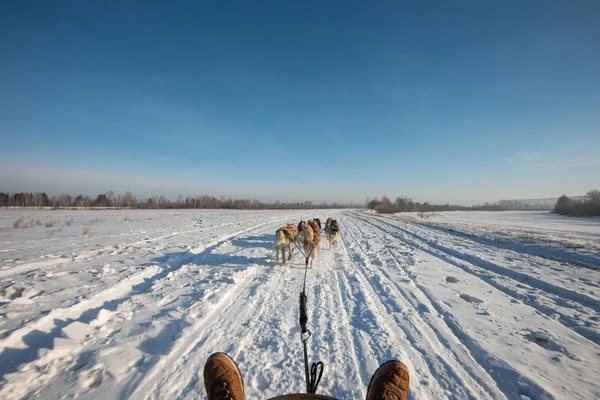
[325,217,335,234]
[298,220,320,266]
[327,219,340,248]
[273,226,295,264]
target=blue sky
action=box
[1,1,599,204]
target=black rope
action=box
[301,329,310,392]
[285,229,323,394]
[285,232,316,292]
[309,361,324,393]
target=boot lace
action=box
[210,380,234,400]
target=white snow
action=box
[61,321,93,342]
[398,210,600,258]
[4,286,24,300]
[91,309,114,328]
[0,209,598,399]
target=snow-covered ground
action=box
[0,209,598,399]
[397,211,600,267]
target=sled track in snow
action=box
[375,214,600,270]
[353,212,600,346]
[0,212,310,399]
[343,214,561,399]
[128,215,313,399]
[339,216,503,399]
[1,210,598,400]
[347,212,599,399]
[369,214,599,310]
[135,212,494,400]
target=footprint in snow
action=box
[79,365,112,389]
[418,303,430,313]
[522,329,581,361]
[459,293,484,304]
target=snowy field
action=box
[0,209,599,399]
[397,211,600,258]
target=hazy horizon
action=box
[0,181,586,208]
[1,2,599,204]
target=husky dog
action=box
[308,220,321,264]
[327,219,340,247]
[297,220,305,234]
[299,221,320,266]
[314,218,322,230]
[325,217,335,234]
[308,220,321,245]
[284,223,298,240]
[273,226,295,264]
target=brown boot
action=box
[204,352,244,400]
[366,360,409,400]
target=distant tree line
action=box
[553,190,600,217]
[0,190,356,210]
[366,196,555,214]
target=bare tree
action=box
[123,191,136,208]
[587,189,600,205]
[106,190,115,205]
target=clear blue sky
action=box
[1,1,599,204]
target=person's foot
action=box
[204,352,244,400]
[366,360,409,400]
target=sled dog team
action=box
[273,217,340,265]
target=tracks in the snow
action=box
[348,211,600,399]
[4,210,597,399]
[339,215,502,399]
[130,215,310,399]
[0,215,288,279]
[0,213,307,399]
[135,210,590,400]
[354,212,600,346]
[375,214,599,309]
